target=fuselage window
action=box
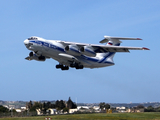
[28,37,38,40]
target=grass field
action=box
[0,113,160,120]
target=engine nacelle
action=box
[29,52,46,61]
[80,46,96,57]
[65,45,81,56]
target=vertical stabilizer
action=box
[98,36,142,64]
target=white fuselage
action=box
[24,38,115,69]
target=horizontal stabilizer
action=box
[100,36,142,43]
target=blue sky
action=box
[0,0,160,103]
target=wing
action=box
[58,36,149,53]
[58,41,149,53]
[92,46,149,52]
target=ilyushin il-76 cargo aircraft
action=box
[24,36,149,70]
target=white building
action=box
[15,109,22,112]
[93,106,100,111]
[21,107,26,110]
[48,108,57,114]
[36,109,42,115]
[116,106,126,110]
[77,106,89,110]
[69,109,77,113]
[3,105,15,110]
[116,106,126,113]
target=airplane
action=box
[24,36,149,70]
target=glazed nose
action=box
[24,39,29,45]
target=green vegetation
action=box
[0,106,9,113]
[99,102,110,110]
[26,97,77,112]
[145,105,160,112]
[0,101,27,109]
[0,113,160,120]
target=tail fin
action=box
[100,36,142,46]
[98,36,142,64]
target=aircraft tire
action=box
[79,65,84,69]
[56,64,63,69]
[61,66,69,70]
[75,66,79,69]
[70,64,76,68]
[75,65,83,69]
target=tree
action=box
[63,107,69,113]
[99,102,105,110]
[155,107,160,112]
[42,102,47,114]
[105,104,110,109]
[55,100,66,110]
[43,102,46,109]
[26,101,43,112]
[50,103,56,108]
[145,106,155,112]
[0,105,9,113]
[137,105,144,109]
[99,102,110,110]
[46,102,51,109]
[10,109,17,113]
[67,97,72,109]
[67,97,77,109]
[26,100,33,110]
[33,102,42,110]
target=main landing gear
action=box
[56,64,69,70]
[70,63,84,69]
[56,63,84,70]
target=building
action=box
[116,106,126,113]
[15,109,22,112]
[93,106,100,111]
[77,106,89,110]
[69,109,77,113]
[48,108,57,114]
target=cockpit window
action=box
[28,37,38,40]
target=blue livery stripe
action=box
[98,52,115,63]
[30,40,64,52]
[85,49,95,54]
[82,55,99,62]
[70,48,80,53]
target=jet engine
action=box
[65,45,81,56]
[80,46,96,57]
[29,52,46,61]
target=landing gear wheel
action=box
[61,66,69,70]
[75,65,83,69]
[56,64,63,69]
[70,63,76,68]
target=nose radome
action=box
[24,39,29,45]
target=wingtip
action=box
[137,38,142,40]
[142,47,150,50]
